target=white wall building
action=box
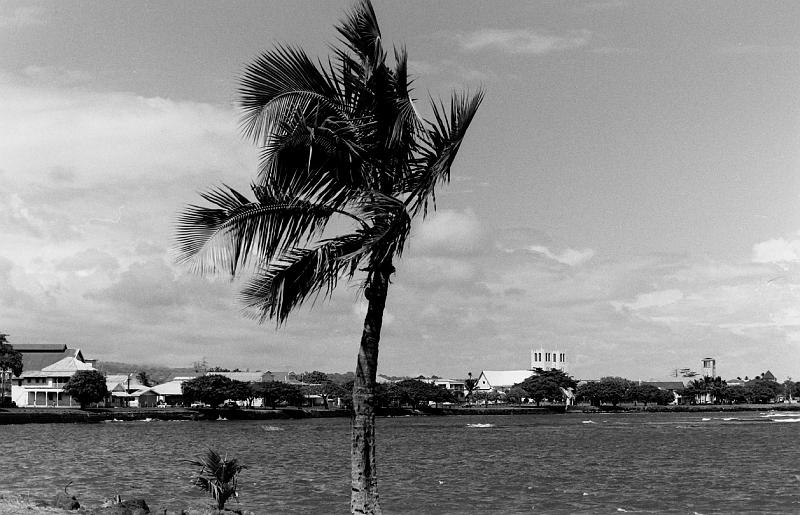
[531,348,567,371]
[475,370,536,392]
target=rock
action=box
[92,498,150,514]
[53,491,80,510]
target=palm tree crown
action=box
[175,0,482,322]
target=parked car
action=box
[190,402,207,408]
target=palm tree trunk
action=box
[351,261,393,515]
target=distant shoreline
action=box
[1,403,798,424]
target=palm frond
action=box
[389,45,423,148]
[175,185,343,276]
[256,105,372,200]
[240,234,368,324]
[403,88,484,216]
[336,0,384,72]
[239,45,345,144]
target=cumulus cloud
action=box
[0,80,254,191]
[528,245,595,266]
[752,235,800,263]
[456,28,591,54]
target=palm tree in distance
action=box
[175,1,482,513]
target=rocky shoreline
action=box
[0,493,253,515]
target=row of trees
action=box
[679,376,792,404]
[180,373,458,410]
[576,377,675,407]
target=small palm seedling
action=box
[189,448,246,510]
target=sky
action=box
[2,1,800,381]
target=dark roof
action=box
[12,344,68,352]
[17,346,83,372]
[762,370,776,381]
[642,381,685,390]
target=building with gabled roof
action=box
[13,344,84,373]
[476,370,536,392]
[12,354,96,408]
[205,371,266,383]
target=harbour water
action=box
[4,411,800,514]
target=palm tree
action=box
[175,1,482,513]
[189,448,246,510]
[0,334,23,407]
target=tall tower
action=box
[531,348,567,371]
[701,357,716,378]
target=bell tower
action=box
[701,357,716,378]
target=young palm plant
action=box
[175,1,482,513]
[189,448,246,511]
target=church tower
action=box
[701,357,716,378]
[531,348,567,371]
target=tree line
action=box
[677,375,795,404]
[179,372,460,410]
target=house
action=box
[642,381,685,404]
[419,377,467,401]
[263,371,301,383]
[151,379,188,406]
[11,355,95,407]
[130,387,159,408]
[13,344,84,372]
[105,375,145,407]
[476,370,536,392]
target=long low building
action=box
[476,370,536,392]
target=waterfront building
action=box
[530,348,567,371]
[151,379,189,406]
[11,355,95,407]
[475,370,536,392]
[419,377,467,401]
[105,374,146,407]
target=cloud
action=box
[752,236,800,263]
[1,192,44,237]
[527,245,595,266]
[456,29,591,54]
[614,288,684,312]
[56,249,120,275]
[412,210,486,256]
[0,5,46,28]
[23,65,93,87]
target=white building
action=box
[475,370,536,392]
[419,377,467,400]
[702,357,716,378]
[531,348,567,371]
[12,356,95,407]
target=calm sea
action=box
[4,412,800,514]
